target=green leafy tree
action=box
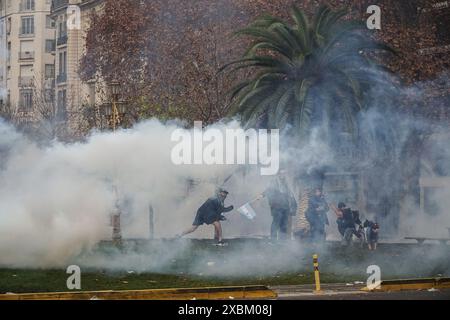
[223,4,396,142]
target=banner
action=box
[237,203,257,220]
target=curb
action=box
[0,285,277,300]
[362,277,450,292]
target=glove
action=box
[223,205,234,213]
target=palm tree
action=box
[222,5,396,142]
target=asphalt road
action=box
[271,284,450,300]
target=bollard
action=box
[313,254,321,293]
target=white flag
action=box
[237,203,257,220]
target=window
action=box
[19,89,33,110]
[59,51,66,75]
[7,41,11,63]
[20,16,34,35]
[46,15,56,29]
[58,20,67,38]
[57,89,67,119]
[20,0,35,11]
[45,39,55,53]
[45,64,54,79]
[6,17,11,34]
[19,40,34,60]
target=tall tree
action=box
[223,4,396,143]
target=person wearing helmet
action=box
[177,188,234,245]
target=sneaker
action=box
[214,241,228,247]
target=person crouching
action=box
[177,188,233,246]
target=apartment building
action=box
[0,0,55,117]
[50,0,103,136]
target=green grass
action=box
[1,239,449,293]
[0,269,359,293]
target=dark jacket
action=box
[193,196,233,226]
[341,208,356,229]
[264,179,297,215]
[306,195,329,229]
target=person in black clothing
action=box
[364,220,380,250]
[305,188,329,243]
[260,171,297,240]
[331,202,362,246]
[178,188,233,245]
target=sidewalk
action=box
[270,283,367,299]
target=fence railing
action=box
[52,0,69,11]
[57,73,67,84]
[57,34,67,46]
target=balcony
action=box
[57,73,67,84]
[19,51,35,61]
[51,0,69,12]
[57,35,67,46]
[19,76,34,87]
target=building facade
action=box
[50,0,103,137]
[0,0,55,119]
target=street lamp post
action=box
[109,80,121,132]
[104,81,127,247]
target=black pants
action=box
[271,209,289,240]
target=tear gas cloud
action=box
[0,74,449,277]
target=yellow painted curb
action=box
[0,285,277,300]
[362,277,450,292]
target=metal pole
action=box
[149,204,154,239]
[110,99,122,246]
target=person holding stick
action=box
[177,188,233,245]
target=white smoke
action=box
[0,118,280,268]
[0,103,448,272]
